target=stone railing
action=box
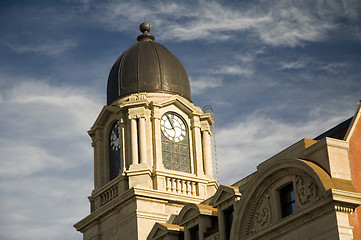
[90,176,127,212]
[165,176,198,196]
[100,184,119,206]
[154,170,209,197]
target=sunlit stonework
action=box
[74,23,361,240]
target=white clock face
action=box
[161,113,186,142]
[110,124,120,151]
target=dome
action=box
[107,23,191,105]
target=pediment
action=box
[181,208,199,223]
[210,185,241,207]
[174,203,200,225]
[91,105,120,130]
[174,203,217,225]
[148,223,167,240]
[157,97,201,116]
[147,223,183,240]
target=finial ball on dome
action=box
[140,22,151,34]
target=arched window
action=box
[109,122,121,181]
[160,112,191,173]
[279,183,296,218]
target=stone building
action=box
[74,23,361,239]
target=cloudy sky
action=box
[1,0,361,239]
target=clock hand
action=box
[166,114,174,129]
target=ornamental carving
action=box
[238,168,326,239]
[295,175,319,207]
[250,193,271,234]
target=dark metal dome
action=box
[107,23,191,105]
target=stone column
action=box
[138,117,147,164]
[130,118,138,165]
[152,108,164,170]
[192,116,204,176]
[92,129,105,189]
[202,130,213,178]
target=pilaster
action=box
[191,116,204,176]
[90,127,106,189]
[130,117,138,165]
[152,107,165,171]
[138,117,147,164]
[201,121,213,179]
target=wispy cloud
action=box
[277,57,350,75]
[92,0,361,46]
[190,76,222,94]
[278,58,310,70]
[319,62,348,74]
[4,39,78,56]
[0,80,101,240]
[211,66,253,76]
[216,111,353,184]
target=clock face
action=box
[161,112,186,142]
[110,124,120,151]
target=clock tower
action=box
[74,23,217,240]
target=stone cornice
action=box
[74,186,206,232]
[154,170,210,183]
[305,137,349,157]
[200,113,213,125]
[122,99,150,109]
[331,188,361,205]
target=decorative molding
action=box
[334,205,354,214]
[200,113,214,126]
[190,117,201,129]
[128,107,146,119]
[157,97,197,115]
[331,188,361,205]
[151,107,162,120]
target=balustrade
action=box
[100,184,119,206]
[165,176,198,196]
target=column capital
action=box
[201,120,211,132]
[191,116,201,129]
[128,107,146,119]
[89,128,104,145]
[151,107,162,120]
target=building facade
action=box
[74,23,361,240]
[74,23,217,240]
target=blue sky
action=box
[0,0,361,239]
